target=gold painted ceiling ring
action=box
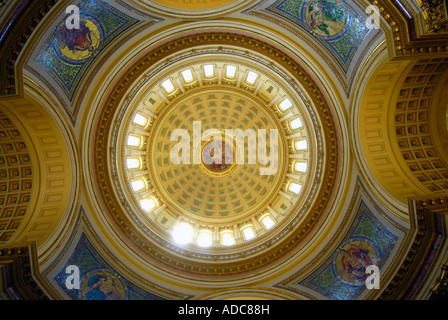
[93,32,341,278]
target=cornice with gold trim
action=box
[0,0,58,98]
[367,0,448,59]
[379,195,448,299]
[0,241,59,299]
[120,0,258,20]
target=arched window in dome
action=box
[294,161,308,173]
[279,98,292,111]
[260,215,275,230]
[127,134,142,147]
[295,139,308,151]
[181,69,194,82]
[140,197,157,212]
[288,182,302,195]
[203,64,214,77]
[126,157,141,169]
[242,226,256,240]
[131,178,146,192]
[221,230,234,246]
[173,222,194,245]
[225,65,236,78]
[246,71,258,84]
[161,79,175,93]
[133,113,149,127]
[197,229,213,248]
[290,117,303,130]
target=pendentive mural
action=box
[36,0,138,100]
[267,0,371,67]
[245,0,382,93]
[53,233,168,300]
[53,15,102,63]
[47,209,191,300]
[27,0,156,123]
[277,181,406,300]
[304,0,349,38]
[300,205,398,300]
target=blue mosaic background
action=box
[35,0,139,101]
[247,0,373,74]
[297,200,399,300]
[54,233,166,300]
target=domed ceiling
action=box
[1,0,448,301]
[94,33,342,281]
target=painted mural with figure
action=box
[35,0,140,107]
[305,0,348,37]
[54,16,102,62]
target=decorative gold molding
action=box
[379,196,448,300]
[430,263,448,297]
[0,241,58,299]
[0,0,58,98]
[93,32,342,279]
[416,196,448,212]
[194,286,302,300]
[121,0,258,20]
[421,0,448,34]
[367,0,448,58]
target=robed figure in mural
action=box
[339,243,375,283]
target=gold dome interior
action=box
[0,0,448,302]
[114,56,316,253]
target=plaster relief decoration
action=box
[421,0,448,33]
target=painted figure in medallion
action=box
[333,239,380,286]
[54,17,101,61]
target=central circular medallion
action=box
[201,139,234,173]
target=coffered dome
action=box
[115,55,316,248]
[93,32,341,280]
